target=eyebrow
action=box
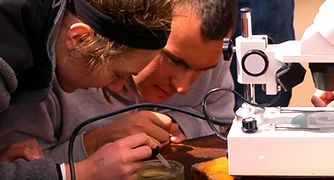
[164,49,219,71]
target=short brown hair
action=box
[174,0,237,41]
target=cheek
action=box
[157,62,180,75]
[150,66,176,82]
[89,70,112,85]
[190,71,203,84]
[139,62,167,79]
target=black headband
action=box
[67,0,169,50]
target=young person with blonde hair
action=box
[0,0,174,179]
[0,0,237,165]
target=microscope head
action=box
[306,0,334,91]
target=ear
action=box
[66,23,92,50]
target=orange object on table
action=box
[191,157,233,180]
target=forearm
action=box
[65,161,93,180]
[83,129,105,156]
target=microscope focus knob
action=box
[241,117,258,133]
[222,37,234,61]
[242,49,268,77]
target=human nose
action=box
[170,70,197,95]
[107,78,127,93]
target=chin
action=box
[59,84,76,93]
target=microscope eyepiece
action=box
[309,63,334,91]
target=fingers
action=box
[147,111,174,132]
[117,133,150,149]
[170,130,187,143]
[144,115,185,145]
[133,111,178,144]
[134,111,174,132]
[20,139,44,159]
[143,124,171,144]
[114,133,156,164]
[14,139,44,161]
[311,89,334,107]
[18,147,43,161]
[169,123,186,143]
[119,133,167,161]
[327,100,334,107]
[311,95,327,107]
[0,139,44,162]
[121,133,159,152]
[311,89,326,107]
[170,123,179,134]
[146,136,158,149]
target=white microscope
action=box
[226,0,334,177]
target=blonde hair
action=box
[73,0,174,71]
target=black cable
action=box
[202,87,281,141]
[228,87,281,108]
[68,102,231,180]
[68,88,281,179]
